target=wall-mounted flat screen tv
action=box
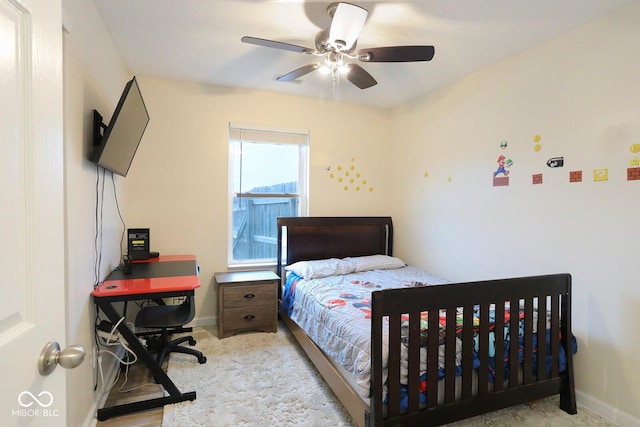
[91,76,149,177]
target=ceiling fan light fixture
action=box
[328,2,368,51]
[241,2,435,91]
[319,63,332,75]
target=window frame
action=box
[227,123,309,267]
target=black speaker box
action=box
[127,228,150,260]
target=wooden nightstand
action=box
[215,270,279,339]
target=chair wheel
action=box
[198,356,207,364]
[189,338,196,346]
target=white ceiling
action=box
[95,0,636,109]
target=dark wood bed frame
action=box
[276,216,577,427]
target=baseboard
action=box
[188,315,217,328]
[577,389,639,427]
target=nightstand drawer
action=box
[222,283,277,308]
[222,305,276,332]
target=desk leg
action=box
[95,300,196,421]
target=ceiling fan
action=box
[241,2,435,89]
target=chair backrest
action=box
[177,297,195,325]
[135,297,195,329]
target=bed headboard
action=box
[276,216,393,279]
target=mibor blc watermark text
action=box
[12,391,60,417]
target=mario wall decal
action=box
[494,154,511,177]
[493,153,512,187]
[547,157,564,168]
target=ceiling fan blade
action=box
[276,63,320,82]
[358,46,435,62]
[241,36,314,54]
[329,3,368,50]
[345,63,377,89]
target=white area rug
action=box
[163,324,610,427]
[163,324,354,427]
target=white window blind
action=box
[229,123,309,145]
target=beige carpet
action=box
[163,324,611,427]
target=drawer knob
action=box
[244,294,255,299]
[244,314,255,320]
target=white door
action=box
[0,0,68,425]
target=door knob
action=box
[38,341,86,376]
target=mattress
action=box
[281,265,450,398]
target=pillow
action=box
[347,255,406,272]
[285,258,356,280]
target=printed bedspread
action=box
[281,267,577,402]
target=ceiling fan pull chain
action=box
[332,72,337,95]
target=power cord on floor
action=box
[95,316,139,394]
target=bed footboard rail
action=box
[370,274,576,427]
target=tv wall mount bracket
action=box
[93,109,107,146]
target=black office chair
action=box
[135,297,207,366]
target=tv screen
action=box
[91,76,149,177]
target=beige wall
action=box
[63,0,130,425]
[122,78,394,323]
[390,3,640,425]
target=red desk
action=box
[92,255,200,420]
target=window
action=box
[228,123,309,266]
